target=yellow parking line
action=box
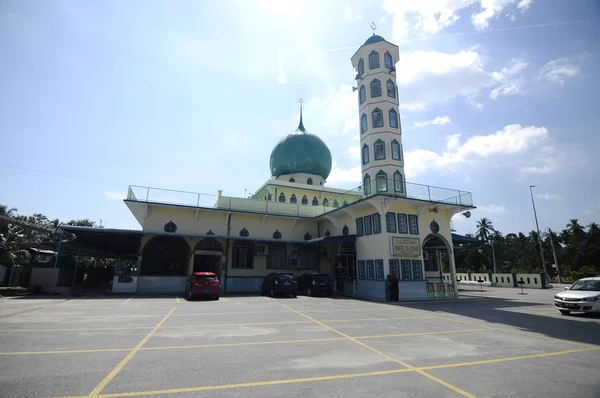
[141,337,347,351]
[123,297,133,304]
[356,328,499,339]
[176,297,180,303]
[0,326,155,333]
[281,305,476,398]
[219,297,228,301]
[419,346,599,370]
[88,307,177,396]
[0,348,132,355]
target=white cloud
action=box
[478,204,506,213]
[277,44,287,84]
[414,116,451,127]
[404,124,548,177]
[104,191,125,201]
[537,192,561,200]
[343,6,363,21]
[304,83,357,137]
[472,0,530,30]
[327,162,362,185]
[347,146,360,161]
[535,58,580,85]
[520,146,564,175]
[489,58,528,99]
[518,0,533,11]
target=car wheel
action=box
[187,290,193,301]
[307,288,312,297]
[270,289,276,298]
[559,309,571,315]
[292,294,297,298]
[214,295,220,301]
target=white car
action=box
[554,277,600,315]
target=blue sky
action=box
[1,0,599,236]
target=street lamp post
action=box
[529,185,547,277]
[545,228,562,283]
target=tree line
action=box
[454,217,600,281]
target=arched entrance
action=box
[141,236,190,276]
[422,233,457,298]
[193,239,223,276]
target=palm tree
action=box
[0,205,18,217]
[476,218,497,273]
[566,219,585,235]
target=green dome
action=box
[364,34,386,45]
[270,116,332,180]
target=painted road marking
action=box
[281,304,476,398]
[123,297,133,304]
[176,297,180,303]
[88,307,176,396]
[356,328,499,339]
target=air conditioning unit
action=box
[256,244,268,256]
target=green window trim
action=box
[386,212,396,233]
[373,213,382,234]
[356,218,364,237]
[408,214,419,235]
[366,259,375,279]
[375,259,384,280]
[397,213,408,234]
[369,51,379,69]
[374,139,386,160]
[364,215,373,235]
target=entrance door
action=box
[334,243,357,294]
[193,254,221,276]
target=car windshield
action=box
[277,274,294,280]
[196,275,216,281]
[569,280,600,292]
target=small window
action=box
[359,85,366,104]
[363,174,372,195]
[389,259,399,276]
[312,197,319,206]
[289,178,295,183]
[391,139,401,160]
[164,221,177,233]
[527,277,531,284]
[357,58,364,77]
[232,240,253,269]
[393,171,404,193]
[376,170,388,192]
[373,213,382,234]
[398,214,408,234]
[408,214,419,234]
[501,277,505,283]
[495,277,498,283]
[369,51,379,69]
[323,198,329,207]
[364,215,373,235]
[278,192,286,203]
[362,144,369,164]
[370,79,382,98]
[534,277,538,284]
[239,227,249,237]
[389,109,398,128]
[301,195,308,205]
[333,199,339,208]
[375,259,384,280]
[366,260,375,279]
[372,108,383,128]
[401,259,412,280]
[374,139,385,160]
[307,178,313,185]
[411,260,423,280]
[361,113,368,133]
[386,212,396,233]
[290,194,297,204]
[356,218,364,236]
[358,260,366,279]
[342,225,349,235]
[386,80,396,98]
[384,51,393,69]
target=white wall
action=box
[515,273,543,288]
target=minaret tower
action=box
[351,24,405,197]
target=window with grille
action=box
[266,243,286,269]
[301,195,308,205]
[364,215,373,235]
[411,260,423,280]
[389,109,398,128]
[312,197,319,206]
[359,85,366,104]
[369,51,379,69]
[232,240,253,269]
[391,139,401,160]
[290,194,297,204]
[358,260,366,279]
[401,259,412,280]
[376,171,388,192]
[398,214,408,234]
[363,174,372,195]
[299,247,317,270]
[333,199,339,208]
[356,218,364,236]
[375,259,384,280]
[361,113,368,133]
[278,192,285,203]
[408,215,419,234]
[373,213,382,234]
[386,212,396,233]
[384,52,393,69]
[389,259,399,276]
[307,178,313,185]
[370,79,381,97]
[386,80,396,98]
[357,58,364,76]
[374,140,385,160]
[362,144,369,164]
[394,171,404,193]
[366,260,375,279]
[372,108,383,128]
[323,198,329,207]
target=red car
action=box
[185,272,221,301]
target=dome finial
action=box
[370,22,377,36]
[296,98,307,133]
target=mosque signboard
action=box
[390,237,421,257]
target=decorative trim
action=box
[164,221,177,233]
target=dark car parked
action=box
[297,273,333,296]
[261,272,298,298]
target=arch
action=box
[391,139,401,160]
[333,199,339,208]
[359,85,366,104]
[384,51,393,69]
[193,238,223,275]
[376,170,388,192]
[357,58,364,77]
[301,195,308,205]
[394,170,404,193]
[361,113,368,133]
[422,233,452,250]
[374,139,385,160]
[363,174,372,195]
[389,108,398,128]
[369,50,379,69]
[312,196,319,206]
[370,78,382,98]
[164,221,177,233]
[362,143,369,165]
[372,108,383,128]
[289,177,295,183]
[141,235,191,276]
[386,79,396,98]
[278,192,286,203]
[307,177,313,185]
[342,225,349,235]
[290,194,297,204]
[239,227,249,237]
[194,238,223,252]
[323,198,329,207]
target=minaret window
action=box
[278,192,286,203]
[363,174,372,195]
[359,85,366,104]
[333,199,339,208]
[376,171,388,192]
[386,80,396,98]
[384,52,393,69]
[361,113,368,133]
[391,139,401,160]
[394,171,404,193]
[289,178,295,182]
[342,225,349,235]
[323,198,329,207]
[357,58,364,77]
[370,79,382,98]
[369,51,379,69]
[389,109,398,128]
[301,195,308,205]
[290,194,297,204]
[307,178,313,185]
[374,139,386,160]
[362,144,370,165]
[312,197,319,206]
[372,108,383,128]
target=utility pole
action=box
[529,186,547,280]
[547,229,561,283]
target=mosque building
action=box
[62,32,476,300]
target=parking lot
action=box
[1,287,599,398]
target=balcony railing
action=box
[126,179,473,218]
